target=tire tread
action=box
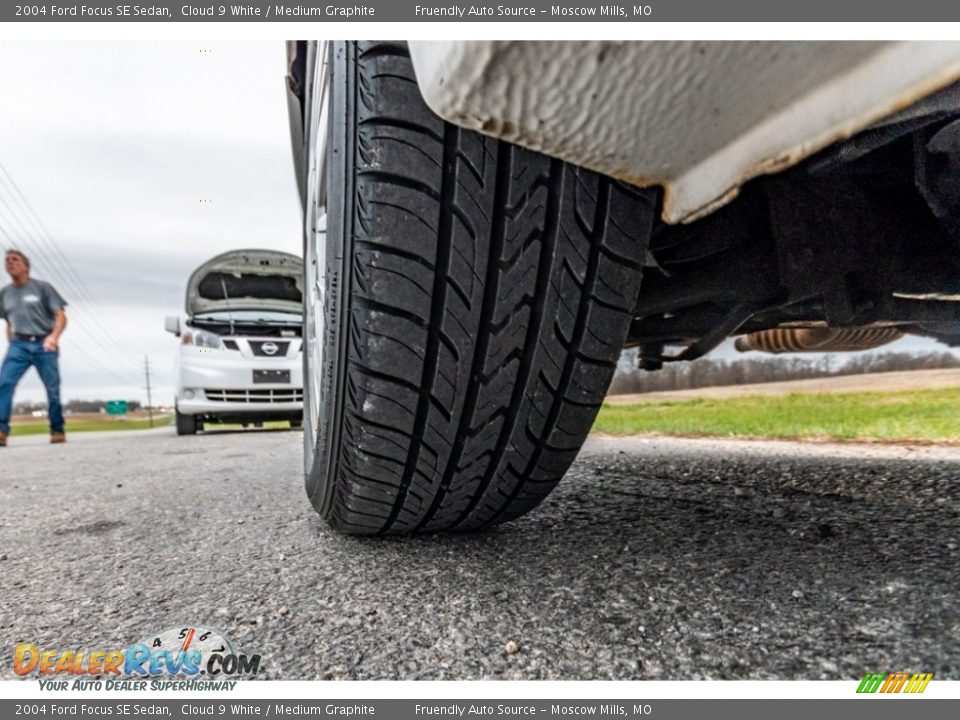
[320,41,653,533]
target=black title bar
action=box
[0,700,958,720]
[6,1,960,22]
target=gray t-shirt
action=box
[0,279,67,336]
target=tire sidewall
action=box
[304,42,349,518]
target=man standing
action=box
[0,249,68,446]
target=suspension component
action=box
[734,326,904,354]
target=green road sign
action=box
[105,400,128,415]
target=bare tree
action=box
[608,351,960,395]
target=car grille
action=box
[204,388,303,403]
[249,340,291,357]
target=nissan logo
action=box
[261,342,280,356]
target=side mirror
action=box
[164,316,180,336]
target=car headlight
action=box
[181,329,223,349]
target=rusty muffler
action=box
[734,327,903,354]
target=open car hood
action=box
[185,249,303,317]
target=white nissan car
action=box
[165,249,304,435]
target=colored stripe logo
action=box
[857,672,933,694]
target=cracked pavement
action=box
[1,428,957,680]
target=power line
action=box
[0,187,144,372]
[0,170,148,377]
[0,218,144,384]
[0,229,143,387]
[0,162,111,313]
[65,340,144,388]
[0,164,143,345]
[0,203,75,295]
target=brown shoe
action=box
[50,432,66,444]
[0,432,6,447]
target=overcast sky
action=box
[0,42,301,404]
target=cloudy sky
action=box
[0,42,301,404]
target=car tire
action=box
[175,409,197,436]
[303,41,655,534]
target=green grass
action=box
[9,416,174,436]
[8,416,296,437]
[594,388,960,442]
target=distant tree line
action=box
[608,351,960,395]
[13,399,143,415]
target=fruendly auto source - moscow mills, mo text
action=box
[414,5,652,17]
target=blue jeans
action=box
[0,339,64,435]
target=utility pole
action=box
[144,356,154,428]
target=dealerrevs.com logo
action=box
[14,626,261,691]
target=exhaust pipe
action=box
[734,327,903,354]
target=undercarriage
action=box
[628,95,960,369]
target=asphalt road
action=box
[1,428,957,680]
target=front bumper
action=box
[175,347,303,416]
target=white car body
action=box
[408,41,960,223]
[166,249,304,432]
